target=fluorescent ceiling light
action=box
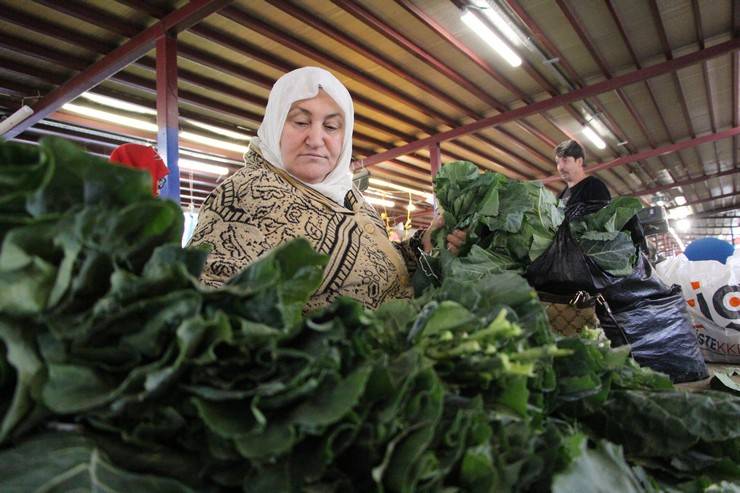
[676,218,691,232]
[81,92,156,115]
[179,158,229,176]
[582,125,606,150]
[461,10,522,67]
[180,131,249,154]
[366,196,395,208]
[369,177,433,201]
[469,0,522,46]
[669,205,693,220]
[63,103,158,132]
[62,104,250,154]
[185,119,252,141]
[674,195,687,206]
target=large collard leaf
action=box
[569,197,642,275]
[26,138,152,217]
[594,390,740,458]
[0,220,60,315]
[0,141,55,242]
[0,432,200,492]
[578,231,637,276]
[570,196,643,237]
[220,238,328,329]
[0,319,47,444]
[552,438,655,493]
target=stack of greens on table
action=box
[431,161,642,278]
[0,138,738,492]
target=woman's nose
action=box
[305,123,324,147]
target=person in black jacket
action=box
[554,139,647,253]
[555,139,610,206]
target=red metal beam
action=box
[553,0,661,187]
[604,0,690,185]
[330,0,555,166]
[635,168,740,196]
[156,33,180,201]
[667,190,738,208]
[430,143,441,177]
[2,0,233,140]
[540,126,740,183]
[362,38,740,166]
[692,1,722,176]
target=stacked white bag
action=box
[656,251,740,363]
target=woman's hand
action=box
[421,215,468,256]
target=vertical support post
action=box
[157,32,180,202]
[429,142,441,213]
[429,142,441,177]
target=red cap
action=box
[109,144,169,196]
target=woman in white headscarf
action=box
[190,67,464,310]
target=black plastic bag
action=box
[526,203,707,383]
[525,216,621,294]
[596,254,707,383]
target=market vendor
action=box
[189,67,465,310]
[555,139,647,252]
[555,139,610,207]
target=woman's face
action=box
[280,90,344,184]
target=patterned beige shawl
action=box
[190,149,417,311]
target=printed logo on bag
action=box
[687,281,740,330]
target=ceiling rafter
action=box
[604,0,697,193]
[502,0,655,194]
[648,0,699,144]
[2,0,235,140]
[362,38,740,165]
[329,0,559,168]
[0,15,464,184]
[691,0,723,180]
[2,3,530,184]
[635,167,740,196]
[551,0,665,189]
[401,0,632,195]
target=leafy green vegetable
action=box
[0,139,737,492]
[570,197,643,275]
[432,162,643,278]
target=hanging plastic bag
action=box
[597,253,708,383]
[527,202,707,382]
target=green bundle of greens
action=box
[569,197,643,276]
[0,139,737,492]
[434,161,563,273]
[433,161,643,277]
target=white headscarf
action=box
[254,67,354,204]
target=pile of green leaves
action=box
[433,161,643,277]
[569,197,643,276]
[0,139,738,492]
[434,161,563,273]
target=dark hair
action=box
[554,139,584,161]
